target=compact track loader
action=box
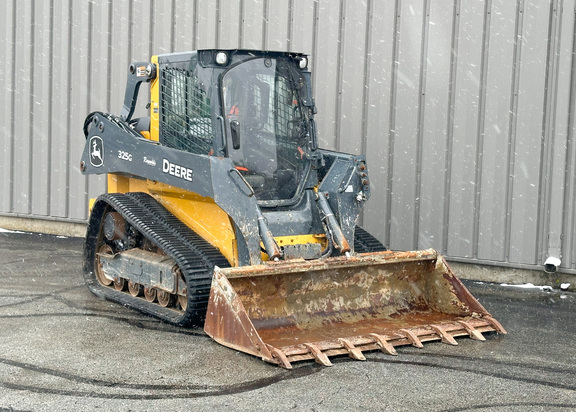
[80,50,505,368]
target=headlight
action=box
[215,51,229,65]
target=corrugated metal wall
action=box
[2,0,575,273]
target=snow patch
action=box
[501,283,553,292]
[560,283,571,290]
[0,228,26,234]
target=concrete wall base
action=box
[0,216,86,238]
[449,261,575,292]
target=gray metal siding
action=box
[478,0,516,263]
[363,1,397,246]
[1,2,12,215]
[2,0,576,273]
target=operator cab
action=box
[221,55,315,205]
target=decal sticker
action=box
[118,150,133,162]
[136,66,147,77]
[89,136,104,167]
[143,157,156,166]
[162,159,193,182]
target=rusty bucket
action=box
[204,249,506,368]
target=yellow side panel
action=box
[106,174,237,266]
[107,174,148,194]
[149,183,238,266]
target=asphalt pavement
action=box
[0,231,575,411]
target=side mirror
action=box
[231,120,241,149]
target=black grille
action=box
[160,68,213,154]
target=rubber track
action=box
[85,192,230,327]
[354,226,388,253]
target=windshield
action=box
[222,57,311,203]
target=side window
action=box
[160,67,213,154]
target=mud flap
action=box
[204,249,506,369]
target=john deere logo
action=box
[89,136,104,167]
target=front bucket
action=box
[204,249,505,368]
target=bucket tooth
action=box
[269,347,293,369]
[304,343,332,367]
[400,329,424,348]
[338,338,366,361]
[430,325,458,346]
[368,333,398,356]
[457,320,486,341]
[484,316,508,334]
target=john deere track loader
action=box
[80,50,505,368]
